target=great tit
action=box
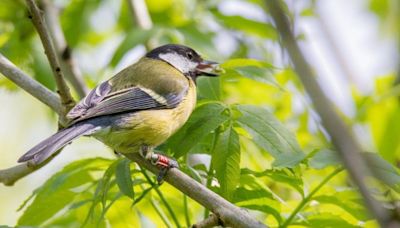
[18,44,220,181]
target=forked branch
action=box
[25,0,75,112]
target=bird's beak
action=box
[196,60,223,77]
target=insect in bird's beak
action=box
[196,60,223,76]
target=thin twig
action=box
[192,214,221,228]
[281,168,343,227]
[40,0,88,98]
[264,1,396,227]
[0,53,63,117]
[125,153,266,228]
[25,0,75,112]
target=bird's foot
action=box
[149,153,179,184]
[140,145,179,184]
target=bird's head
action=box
[145,44,222,79]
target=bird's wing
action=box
[67,80,187,123]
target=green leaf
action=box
[221,58,274,69]
[163,102,230,157]
[233,187,281,222]
[196,77,221,100]
[221,59,276,85]
[17,158,110,226]
[212,126,241,200]
[241,168,304,194]
[235,174,282,223]
[115,159,134,199]
[18,190,76,226]
[236,105,305,167]
[309,149,341,169]
[313,192,370,221]
[213,11,277,39]
[295,213,359,228]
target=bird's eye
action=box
[187,52,193,60]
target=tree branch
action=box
[126,0,153,30]
[264,1,396,227]
[25,0,75,112]
[40,0,88,98]
[0,53,63,117]
[125,153,266,228]
[192,214,221,228]
[0,150,60,186]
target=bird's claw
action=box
[150,154,179,184]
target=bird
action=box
[18,44,221,182]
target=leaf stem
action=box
[140,167,181,227]
[281,167,344,227]
[203,127,221,219]
[183,194,191,227]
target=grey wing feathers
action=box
[68,83,188,123]
[67,81,112,119]
[18,122,100,165]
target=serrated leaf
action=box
[212,126,240,200]
[236,105,305,167]
[115,159,134,199]
[163,102,230,157]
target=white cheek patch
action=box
[159,52,197,74]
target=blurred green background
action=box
[0,0,399,227]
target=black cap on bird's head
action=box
[146,44,221,79]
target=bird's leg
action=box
[139,145,179,184]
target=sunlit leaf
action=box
[313,192,370,221]
[236,105,305,167]
[196,77,221,100]
[115,159,134,199]
[241,168,303,194]
[221,59,276,85]
[212,125,240,200]
[18,158,111,226]
[163,102,230,157]
[294,213,359,228]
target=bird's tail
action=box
[18,122,100,165]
